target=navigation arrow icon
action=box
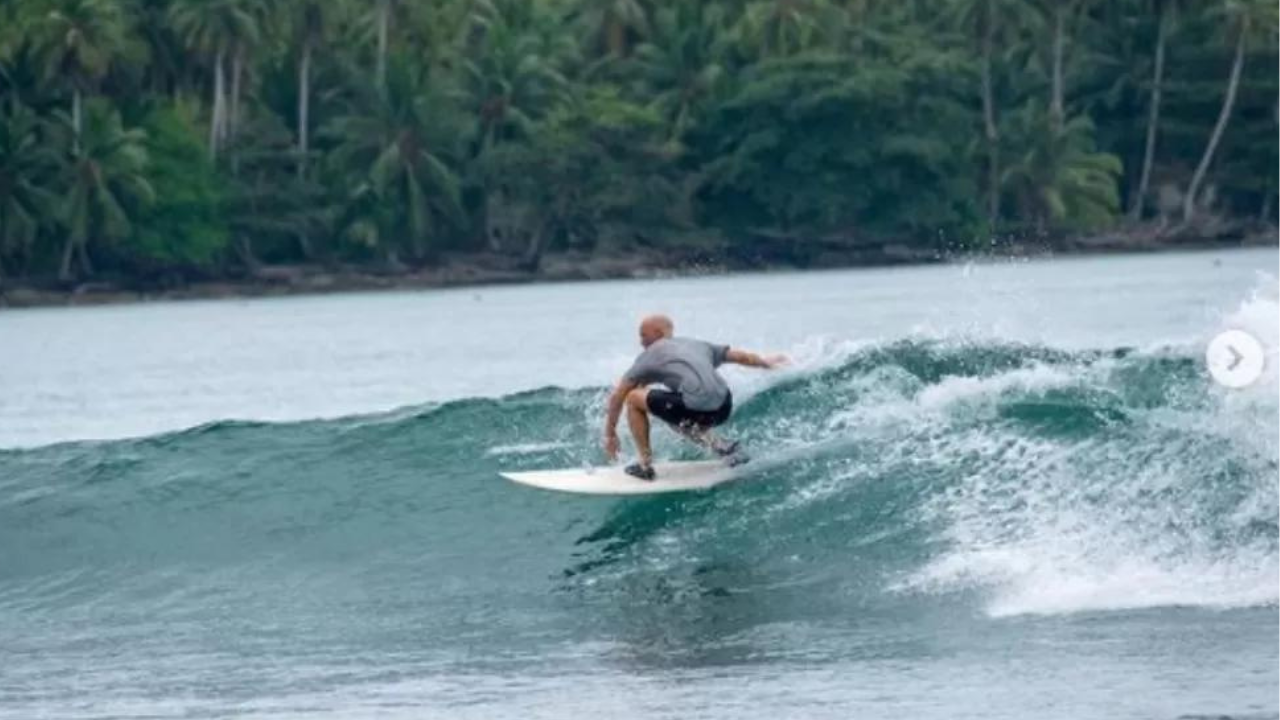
[1206,330,1265,389]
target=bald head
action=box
[638,314,673,347]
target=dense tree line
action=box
[0,0,1276,286]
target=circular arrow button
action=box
[1206,329,1266,389]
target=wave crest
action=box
[1,336,1275,619]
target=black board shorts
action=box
[647,389,732,429]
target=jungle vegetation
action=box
[0,0,1276,286]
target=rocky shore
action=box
[1,225,1274,310]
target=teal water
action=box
[0,250,1277,719]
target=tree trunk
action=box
[210,48,226,160]
[76,236,94,277]
[298,42,311,178]
[230,48,243,139]
[1183,18,1247,224]
[981,0,1000,228]
[1050,2,1066,136]
[58,236,75,282]
[482,188,498,252]
[1129,0,1168,221]
[236,234,260,270]
[18,240,31,277]
[607,16,626,56]
[71,89,82,154]
[522,222,546,272]
[295,230,315,260]
[377,0,390,90]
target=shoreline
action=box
[0,230,1274,310]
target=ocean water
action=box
[0,249,1277,719]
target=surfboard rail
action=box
[500,460,737,495]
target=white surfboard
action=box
[500,460,738,495]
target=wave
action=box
[1,291,1276,622]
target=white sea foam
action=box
[914,363,1077,410]
[892,279,1280,617]
[484,442,573,457]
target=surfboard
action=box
[500,460,738,495]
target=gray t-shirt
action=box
[623,337,731,411]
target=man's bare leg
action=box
[625,388,654,467]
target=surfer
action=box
[603,314,786,480]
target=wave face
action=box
[2,329,1275,629]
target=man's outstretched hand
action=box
[763,354,790,369]
[726,349,790,369]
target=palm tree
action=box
[1181,0,1276,225]
[373,0,398,91]
[1053,4,1071,129]
[945,0,1041,231]
[227,0,273,144]
[459,0,573,249]
[633,3,729,142]
[169,0,265,160]
[326,60,469,264]
[736,0,838,59]
[135,0,186,96]
[577,0,650,57]
[293,0,328,178]
[28,0,133,142]
[59,101,155,281]
[1128,0,1174,220]
[0,2,28,62]
[461,0,570,152]
[224,112,330,266]
[1002,109,1123,232]
[0,101,62,281]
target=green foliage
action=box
[325,59,470,263]
[630,3,730,141]
[461,0,573,151]
[168,0,263,58]
[574,0,650,57]
[692,52,980,241]
[483,85,682,266]
[734,0,842,60]
[60,99,155,280]
[28,0,138,94]
[226,111,331,264]
[0,0,1275,285]
[128,104,228,270]
[1002,109,1124,230]
[0,100,62,276]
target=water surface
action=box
[1,249,1276,719]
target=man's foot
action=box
[624,462,656,481]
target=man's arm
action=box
[724,348,788,369]
[602,378,637,459]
